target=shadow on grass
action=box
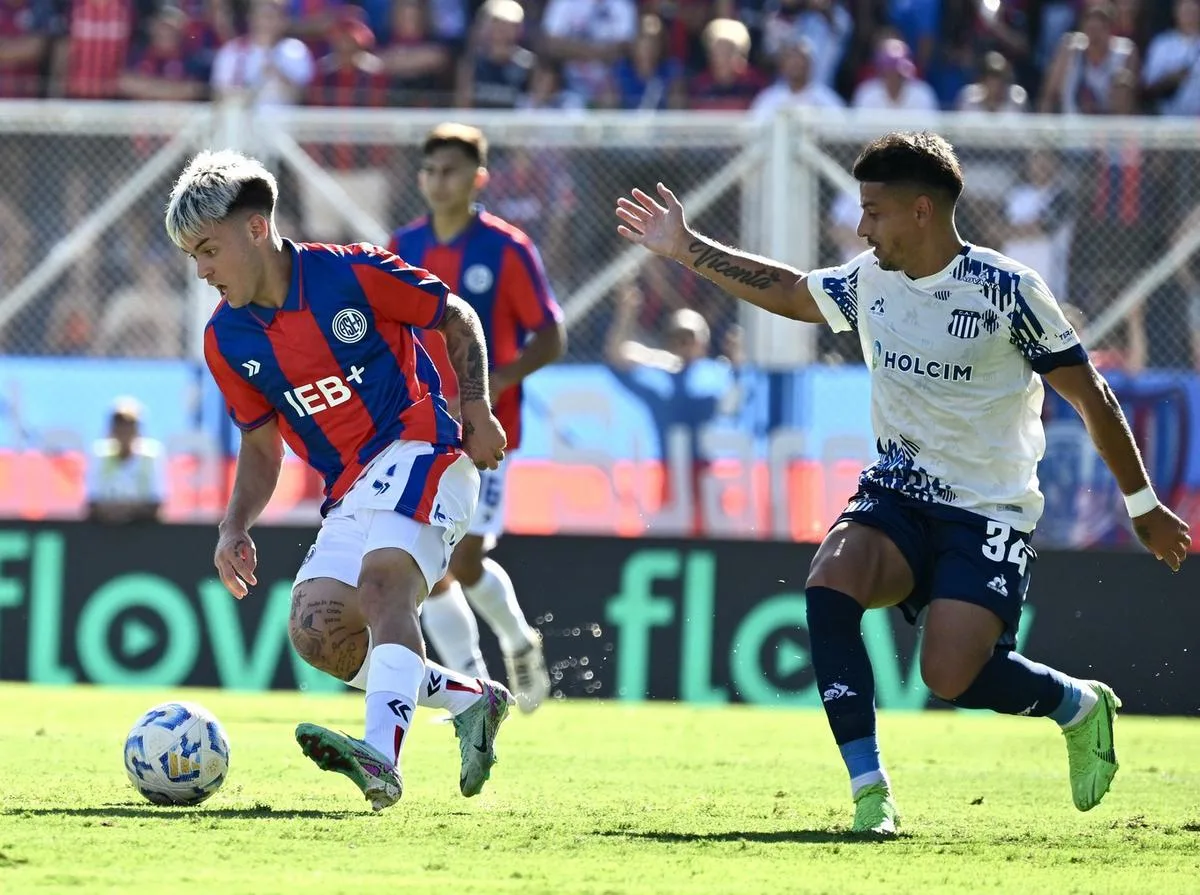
[4,804,360,820]
[597,829,910,844]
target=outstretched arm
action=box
[1045,361,1190,570]
[615,183,826,323]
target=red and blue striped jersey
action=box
[203,240,461,517]
[387,210,561,451]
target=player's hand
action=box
[215,523,258,599]
[616,183,691,260]
[461,399,507,470]
[1132,505,1191,572]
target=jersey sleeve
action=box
[805,252,868,333]
[203,326,277,431]
[1010,269,1089,374]
[502,238,563,331]
[350,245,450,329]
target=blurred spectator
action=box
[761,0,852,89]
[1142,0,1200,117]
[956,51,1028,113]
[851,36,937,111]
[1039,1,1138,114]
[51,0,135,99]
[1000,148,1075,303]
[604,280,733,533]
[85,397,167,524]
[643,0,714,75]
[176,0,236,80]
[932,0,1030,106]
[95,260,185,357]
[750,34,844,118]
[380,0,453,105]
[303,5,391,242]
[486,144,577,283]
[455,0,535,109]
[0,0,56,98]
[516,57,586,109]
[603,13,685,111]
[539,0,638,106]
[286,0,345,56]
[118,4,208,101]
[688,17,767,110]
[884,0,938,74]
[211,0,315,108]
[1069,69,1160,363]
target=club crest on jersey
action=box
[332,308,369,344]
[947,309,981,340]
[462,264,494,294]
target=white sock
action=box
[346,629,484,716]
[420,659,487,716]
[421,583,489,679]
[364,643,424,767]
[346,627,374,690]
[462,558,535,656]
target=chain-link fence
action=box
[3,104,1199,371]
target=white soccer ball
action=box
[123,701,230,806]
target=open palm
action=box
[615,183,689,259]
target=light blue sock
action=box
[840,735,886,796]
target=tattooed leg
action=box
[289,578,369,682]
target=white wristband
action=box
[1123,486,1160,518]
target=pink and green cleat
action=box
[295,723,402,812]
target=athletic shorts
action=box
[294,440,479,593]
[832,483,1037,648]
[468,461,508,541]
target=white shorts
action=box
[468,461,508,540]
[294,440,480,593]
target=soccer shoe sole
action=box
[295,723,402,812]
[505,638,551,714]
[453,682,514,797]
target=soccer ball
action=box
[123,701,230,806]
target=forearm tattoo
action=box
[687,239,781,291]
[439,296,489,404]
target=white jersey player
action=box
[614,131,1190,835]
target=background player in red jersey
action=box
[167,148,513,811]
[390,124,566,713]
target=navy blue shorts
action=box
[832,484,1036,647]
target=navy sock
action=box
[806,586,885,793]
[950,648,1077,720]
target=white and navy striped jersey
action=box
[807,243,1087,531]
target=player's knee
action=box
[448,537,485,586]
[919,651,974,701]
[358,550,424,621]
[288,596,333,673]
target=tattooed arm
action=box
[214,417,283,598]
[614,183,825,323]
[436,294,507,468]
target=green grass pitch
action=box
[1,683,1198,894]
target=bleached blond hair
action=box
[164,149,279,249]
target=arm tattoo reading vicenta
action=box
[687,240,781,291]
[438,295,490,404]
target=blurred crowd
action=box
[1,0,1198,117]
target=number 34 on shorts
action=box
[979,520,1034,594]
